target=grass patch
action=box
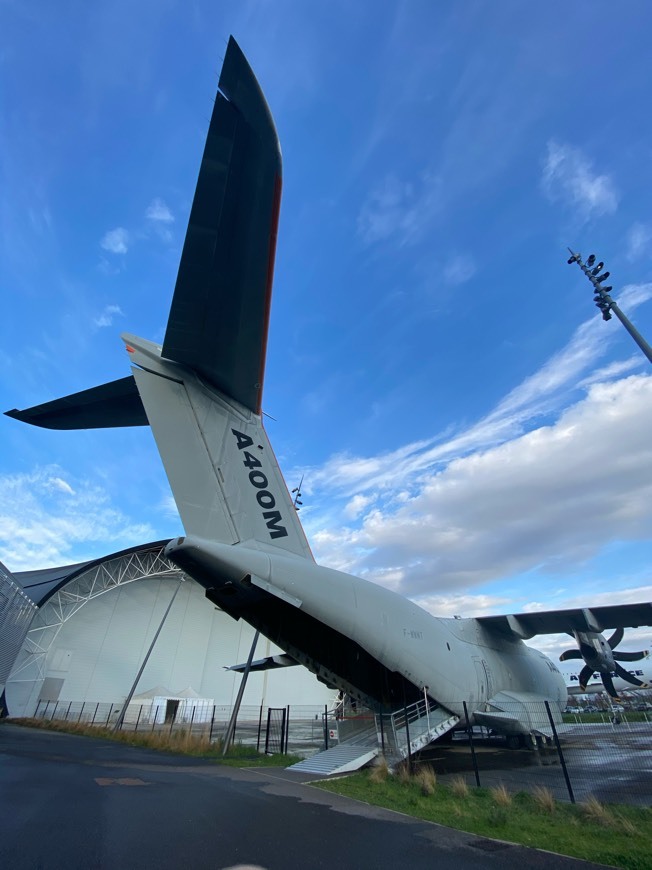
[315,769,652,869]
[5,718,301,767]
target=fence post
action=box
[105,705,113,727]
[545,701,575,804]
[323,704,329,750]
[285,705,290,754]
[92,702,99,725]
[135,704,142,732]
[463,701,481,787]
[379,711,385,754]
[78,702,85,723]
[257,704,264,752]
[209,706,215,743]
[65,701,72,721]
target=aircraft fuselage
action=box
[166,536,567,722]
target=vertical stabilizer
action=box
[125,335,312,560]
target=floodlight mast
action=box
[567,248,652,365]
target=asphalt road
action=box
[0,724,606,870]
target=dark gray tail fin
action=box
[6,36,282,429]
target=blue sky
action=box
[1,1,652,659]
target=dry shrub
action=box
[615,815,637,836]
[415,765,437,796]
[532,785,555,814]
[490,783,512,807]
[369,757,389,784]
[395,761,411,784]
[581,796,615,828]
[449,775,469,799]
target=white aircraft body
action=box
[7,37,652,745]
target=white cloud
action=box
[146,198,174,223]
[100,227,129,254]
[0,466,154,571]
[541,140,618,220]
[626,222,652,261]
[344,493,376,520]
[310,373,652,597]
[357,172,441,246]
[47,476,75,495]
[443,253,475,285]
[93,304,123,328]
[304,289,651,501]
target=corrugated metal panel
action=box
[0,560,37,696]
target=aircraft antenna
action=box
[566,248,652,364]
[291,475,304,511]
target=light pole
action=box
[567,248,652,365]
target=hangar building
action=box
[1,540,332,719]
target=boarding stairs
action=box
[287,698,459,776]
[287,714,379,775]
[381,698,460,764]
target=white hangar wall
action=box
[5,572,332,717]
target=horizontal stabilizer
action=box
[162,36,282,414]
[5,376,148,430]
[225,653,298,673]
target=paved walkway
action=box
[0,725,607,870]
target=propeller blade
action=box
[601,672,620,700]
[600,673,620,701]
[578,664,595,690]
[559,649,583,661]
[613,650,648,662]
[614,662,648,688]
[607,627,624,649]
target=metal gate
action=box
[265,707,287,754]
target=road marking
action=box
[94,777,150,786]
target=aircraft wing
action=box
[225,653,298,673]
[477,602,652,640]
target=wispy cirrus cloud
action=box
[357,172,441,247]
[443,253,476,286]
[301,284,652,501]
[100,226,129,254]
[626,222,652,261]
[93,304,123,328]
[541,140,618,221]
[0,465,154,570]
[145,197,174,223]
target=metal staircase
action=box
[287,715,378,775]
[381,699,459,763]
[287,698,460,776]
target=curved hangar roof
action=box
[13,540,173,607]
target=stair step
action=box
[288,744,378,776]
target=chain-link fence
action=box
[415,702,652,806]
[30,697,652,804]
[32,700,331,758]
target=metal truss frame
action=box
[7,545,182,713]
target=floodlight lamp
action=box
[591,262,604,276]
[602,311,612,321]
[587,254,596,267]
[602,286,613,294]
[567,252,580,264]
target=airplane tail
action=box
[5,37,312,561]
